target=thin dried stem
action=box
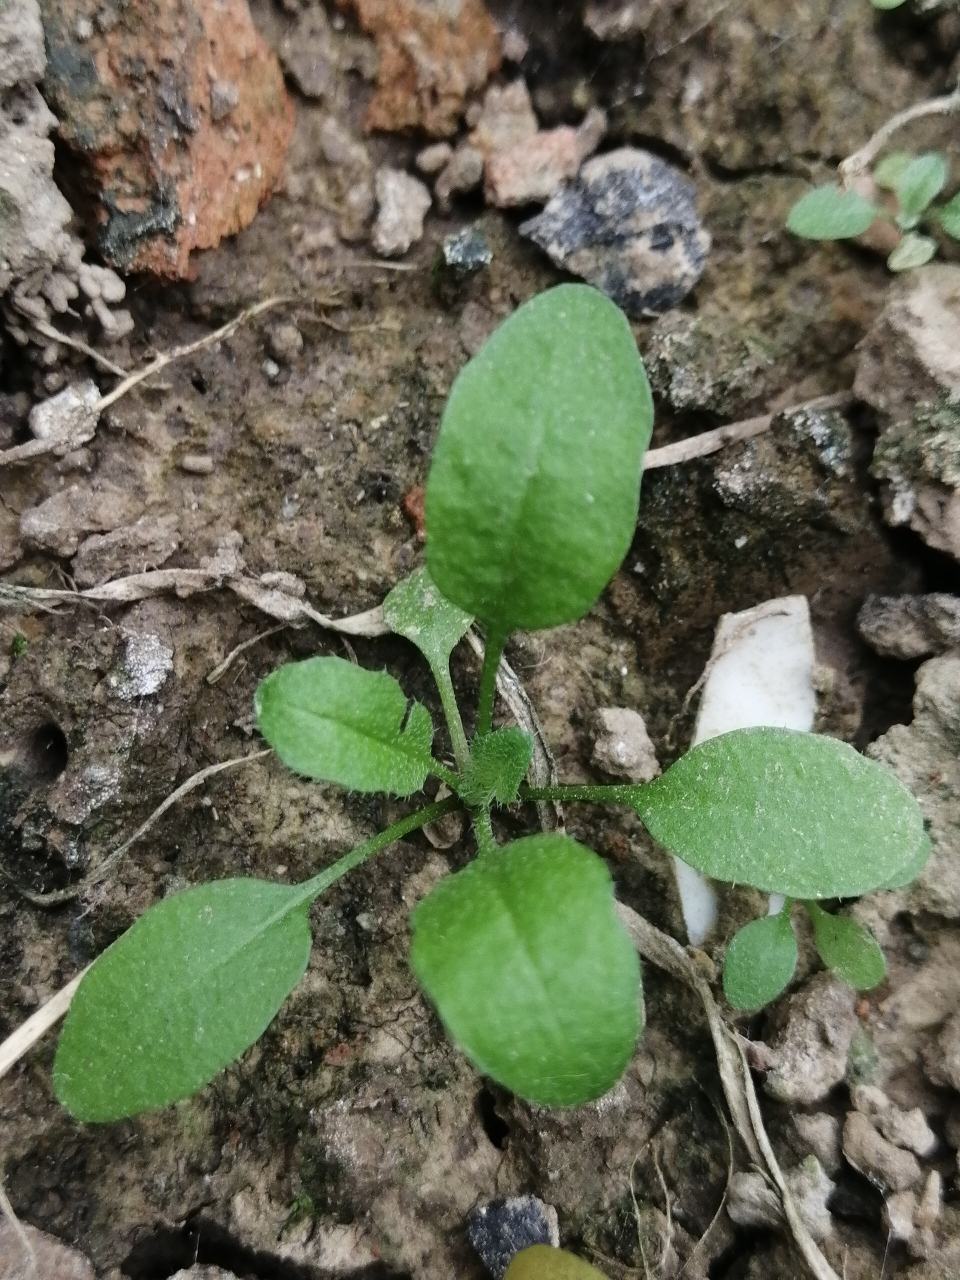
[1,750,271,907]
[643,391,854,471]
[839,82,960,180]
[0,969,89,1084]
[29,317,129,377]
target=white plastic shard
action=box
[677,595,817,945]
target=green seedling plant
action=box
[787,151,960,270]
[52,285,927,1125]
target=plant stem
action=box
[839,81,960,180]
[429,758,462,791]
[301,796,462,902]
[519,782,649,807]
[473,807,497,857]
[475,627,507,738]
[432,662,471,773]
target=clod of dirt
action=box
[644,311,778,419]
[27,379,100,445]
[483,108,606,208]
[583,0,646,41]
[855,265,960,562]
[793,1112,843,1175]
[857,594,960,661]
[728,1155,834,1241]
[850,1085,938,1159]
[0,0,89,352]
[928,1012,960,1093]
[170,1269,240,1279]
[71,513,181,587]
[265,322,304,365]
[340,0,502,137]
[39,0,295,278]
[591,707,660,782]
[434,143,484,211]
[469,81,538,159]
[279,3,377,101]
[372,167,432,257]
[416,142,454,175]
[843,1111,923,1194]
[520,149,710,316]
[763,971,858,1106]
[868,655,960,918]
[468,1196,560,1279]
[886,1189,920,1244]
[0,1218,96,1280]
[19,482,144,557]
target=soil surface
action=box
[3,2,960,1279]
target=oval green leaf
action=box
[54,879,313,1122]
[786,185,878,239]
[631,728,925,898]
[383,565,473,671]
[506,1245,609,1279]
[806,903,886,991]
[895,153,947,228]
[873,151,915,191]
[937,194,960,240]
[723,912,798,1010]
[888,232,937,272]
[459,727,533,807]
[411,833,641,1107]
[255,655,435,795]
[425,284,653,634]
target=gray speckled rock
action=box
[519,148,710,316]
[857,594,960,661]
[468,1196,559,1279]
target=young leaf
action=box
[255,656,435,795]
[425,284,653,634]
[786,185,878,239]
[873,151,915,191]
[383,565,473,671]
[411,833,641,1107]
[54,879,313,1122]
[871,0,908,8]
[505,1245,609,1279]
[895,153,948,229]
[883,828,931,888]
[631,728,925,899]
[806,902,886,991]
[937,193,960,240]
[887,233,937,272]
[459,727,534,807]
[723,912,798,1010]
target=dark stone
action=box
[520,147,710,316]
[442,226,493,279]
[468,1195,559,1279]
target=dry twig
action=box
[839,81,960,180]
[642,390,854,471]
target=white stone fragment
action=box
[677,595,817,943]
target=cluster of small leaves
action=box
[52,284,927,1129]
[787,152,960,270]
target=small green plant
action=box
[787,151,960,270]
[52,285,926,1124]
[9,631,27,659]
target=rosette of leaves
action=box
[52,285,926,1128]
[787,152,960,271]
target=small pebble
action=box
[262,358,281,382]
[180,454,215,475]
[468,1196,559,1280]
[372,168,432,258]
[435,143,484,211]
[266,322,304,363]
[441,226,493,281]
[591,707,660,782]
[416,142,454,176]
[843,1112,922,1193]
